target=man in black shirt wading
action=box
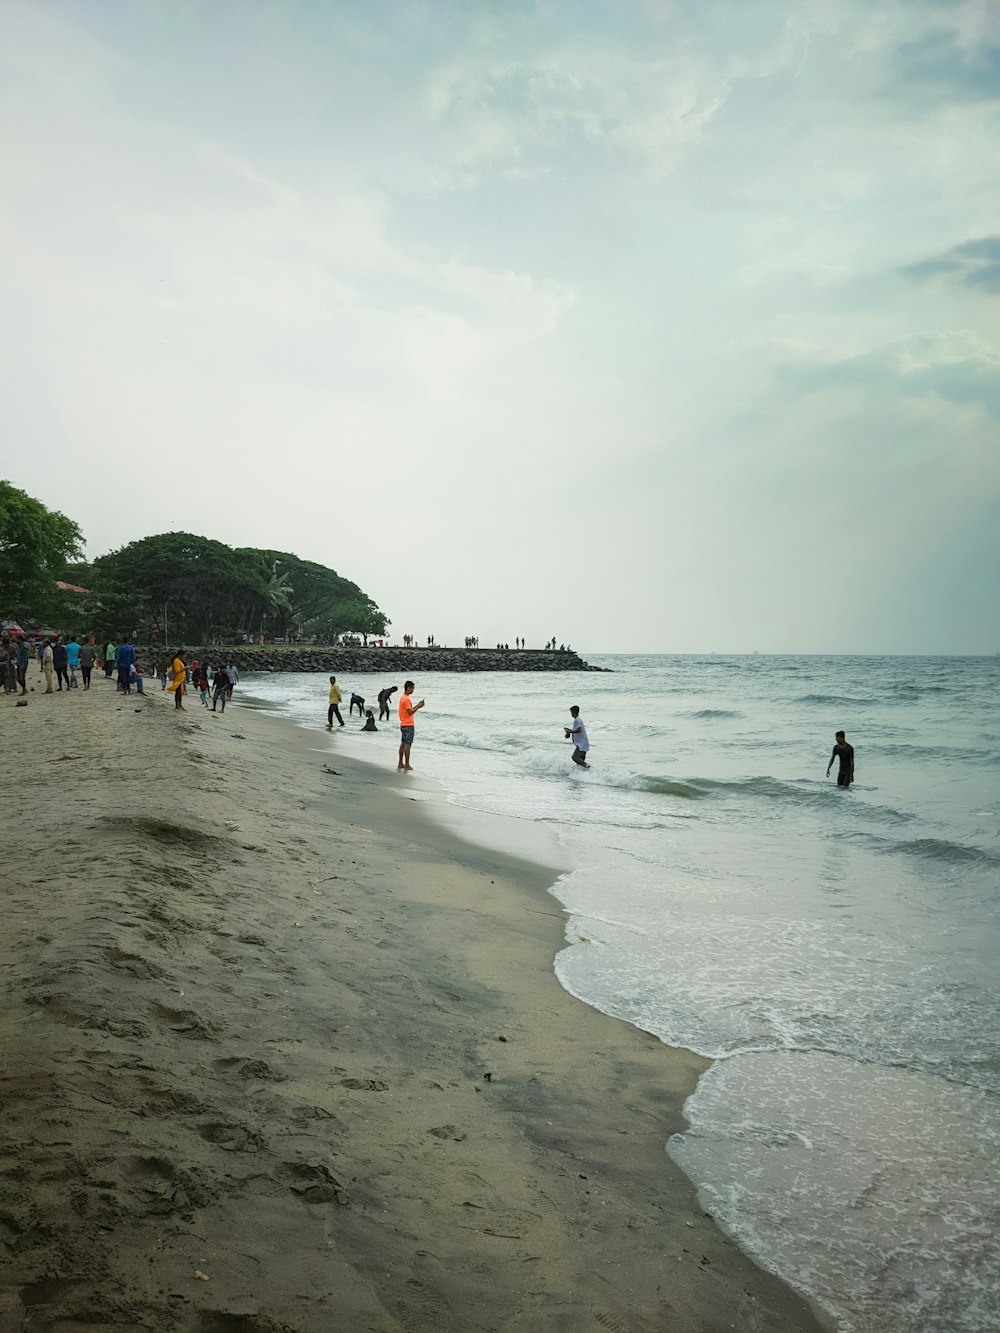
[826,731,855,788]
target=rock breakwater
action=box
[169,647,602,674]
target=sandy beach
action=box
[0,673,826,1332]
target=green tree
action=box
[321,599,389,645]
[90,532,250,643]
[0,480,83,620]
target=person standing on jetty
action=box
[326,676,345,729]
[398,680,425,771]
[565,705,590,768]
[826,730,855,788]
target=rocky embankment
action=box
[169,647,603,673]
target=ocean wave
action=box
[680,708,744,720]
[793,693,878,706]
[882,837,1000,867]
[645,779,712,799]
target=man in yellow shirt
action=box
[326,675,345,729]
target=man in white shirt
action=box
[565,705,590,768]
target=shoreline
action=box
[1,677,826,1331]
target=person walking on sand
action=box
[66,636,81,688]
[52,637,70,692]
[79,638,96,690]
[116,639,136,694]
[167,651,187,710]
[826,730,855,788]
[565,705,590,768]
[225,661,239,699]
[326,676,345,729]
[16,636,30,695]
[211,668,229,714]
[397,679,425,771]
[378,684,397,722]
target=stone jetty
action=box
[170,647,602,673]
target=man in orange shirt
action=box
[398,679,425,771]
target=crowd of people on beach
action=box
[0,635,244,714]
[3,632,855,788]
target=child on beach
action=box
[565,705,590,768]
[361,709,377,732]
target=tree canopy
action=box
[87,533,388,644]
[0,480,83,622]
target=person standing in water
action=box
[378,684,397,721]
[564,705,590,768]
[826,730,855,788]
[398,679,425,771]
[326,676,345,729]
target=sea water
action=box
[242,655,1000,1333]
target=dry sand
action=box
[0,672,827,1332]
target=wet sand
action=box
[0,674,827,1332]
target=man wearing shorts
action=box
[565,705,590,768]
[398,679,425,771]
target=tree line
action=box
[0,481,388,645]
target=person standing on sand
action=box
[52,638,69,691]
[326,676,345,730]
[167,651,187,710]
[116,639,136,694]
[66,636,81,688]
[42,640,54,693]
[397,679,425,771]
[826,730,855,788]
[105,641,116,679]
[16,636,30,695]
[211,669,229,714]
[565,705,590,768]
[79,639,96,690]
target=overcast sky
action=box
[2,0,998,653]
